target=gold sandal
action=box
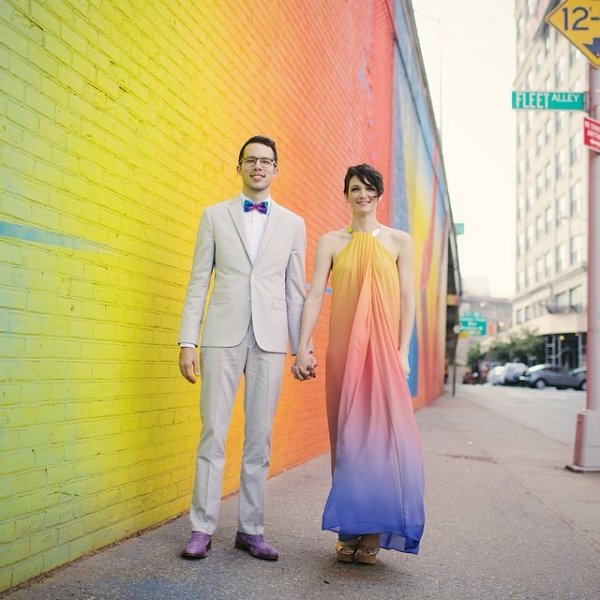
[355,534,380,565]
[335,538,360,562]
[355,545,379,565]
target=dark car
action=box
[519,364,586,390]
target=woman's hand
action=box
[292,351,318,381]
[399,352,410,376]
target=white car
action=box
[487,365,506,385]
[503,362,528,385]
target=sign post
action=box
[459,312,488,337]
[547,2,600,470]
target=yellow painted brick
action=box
[46,463,73,485]
[2,146,36,175]
[1,69,25,102]
[39,116,67,146]
[0,19,30,60]
[0,490,31,521]
[0,537,29,569]
[42,543,71,572]
[22,130,53,162]
[14,469,48,495]
[10,554,45,588]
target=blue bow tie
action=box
[243,200,268,214]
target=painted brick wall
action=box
[1,0,454,590]
[0,0,415,589]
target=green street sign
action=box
[511,91,585,111]
[459,316,487,337]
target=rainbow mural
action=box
[0,0,455,590]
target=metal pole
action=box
[569,65,600,471]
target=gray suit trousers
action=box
[190,325,285,534]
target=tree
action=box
[486,327,544,365]
[467,342,484,372]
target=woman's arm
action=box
[397,232,415,374]
[293,234,336,379]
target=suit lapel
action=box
[227,196,252,262]
[254,200,283,264]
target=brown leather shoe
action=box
[181,531,212,559]
[234,532,279,560]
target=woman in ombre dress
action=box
[292,164,424,565]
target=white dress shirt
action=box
[241,194,271,263]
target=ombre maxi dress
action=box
[322,228,425,554]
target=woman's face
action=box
[345,175,380,214]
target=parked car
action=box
[502,362,528,385]
[487,365,505,385]
[519,364,586,390]
[570,367,587,391]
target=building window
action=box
[536,171,544,197]
[555,55,566,86]
[570,132,581,166]
[544,207,552,233]
[569,285,583,310]
[517,232,524,256]
[518,195,527,220]
[526,223,534,249]
[544,29,552,52]
[556,243,566,272]
[535,256,543,282]
[536,131,544,156]
[556,194,566,225]
[517,270,525,292]
[536,214,543,240]
[526,184,534,210]
[570,235,584,265]
[544,118,552,143]
[525,304,532,320]
[556,148,566,179]
[570,181,582,215]
[527,111,535,134]
[516,308,523,324]
[517,158,525,185]
[555,112,565,134]
[526,265,534,288]
[555,291,567,308]
[569,45,578,67]
[544,162,552,188]
[518,121,526,146]
[544,251,552,277]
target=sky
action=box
[412,0,517,298]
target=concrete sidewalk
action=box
[4,389,600,600]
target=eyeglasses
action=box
[239,157,277,168]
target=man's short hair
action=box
[238,136,278,165]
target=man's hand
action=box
[179,346,200,384]
[292,352,318,381]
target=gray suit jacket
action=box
[178,196,307,354]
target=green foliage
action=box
[467,342,483,371]
[486,327,544,365]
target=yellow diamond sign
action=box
[546,0,600,68]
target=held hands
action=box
[292,351,317,381]
[179,346,200,384]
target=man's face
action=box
[237,143,278,193]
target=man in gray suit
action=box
[178,136,307,561]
